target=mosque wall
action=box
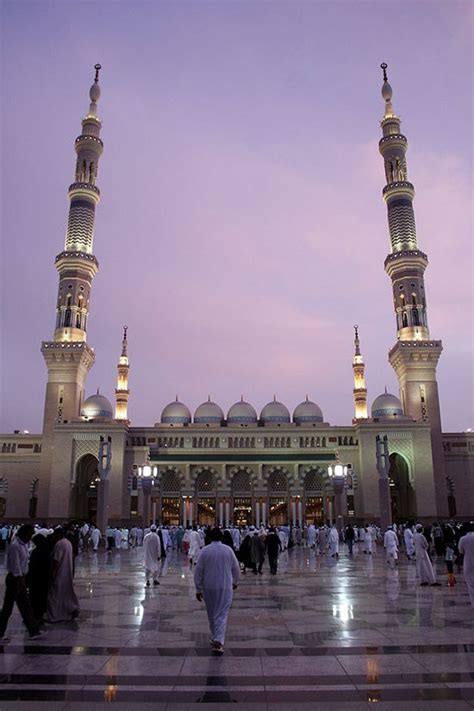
[443,433,474,519]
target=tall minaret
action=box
[352,325,368,421]
[41,64,104,432]
[115,326,130,421]
[378,63,445,515]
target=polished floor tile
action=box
[0,544,471,709]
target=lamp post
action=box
[137,462,158,528]
[97,435,112,539]
[376,434,392,530]
[327,457,348,534]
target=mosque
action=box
[0,64,472,527]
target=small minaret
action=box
[352,325,368,421]
[115,326,130,421]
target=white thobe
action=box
[188,530,202,562]
[384,529,398,563]
[161,529,170,549]
[404,528,415,557]
[143,532,161,577]
[328,528,339,556]
[458,532,474,606]
[194,541,240,645]
[307,525,316,547]
[231,528,240,550]
[364,529,373,554]
[90,528,101,551]
[414,532,436,584]
[114,529,122,549]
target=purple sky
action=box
[1,1,472,433]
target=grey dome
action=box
[227,398,258,424]
[293,397,324,424]
[260,398,290,424]
[161,399,191,424]
[81,393,113,420]
[194,398,224,424]
[371,391,404,419]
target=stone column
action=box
[261,501,267,527]
[256,501,260,528]
[219,501,224,527]
[225,500,230,527]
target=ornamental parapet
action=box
[55,251,99,268]
[68,182,100,197]
[384,249,428,268]
[383,181,414,197]
[389,339,443,363]
[379,133,407,147]
[75,134,104,148]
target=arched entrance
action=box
[196,470,216,525]
[231,470,253,526]
[70,454,99,522]
[161,470,181,526]
[268,470,288,526]
[303,468,325,525]
[388,453,416,521]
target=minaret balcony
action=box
[384,249,428,277]
[379,133,407,148]
[382,181,414,199]
[75,134,104,149]
[68,183,101,203]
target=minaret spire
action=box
[352,325,368,421]
[115,325,130,421]
[377,63,445,515]
[39,65,106,518]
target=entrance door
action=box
[197,498,216,526]
[305,496,324,525]
[269,497,287,526]
[71,454,99,522]
[233,497,252,526]
[162,497,180,526]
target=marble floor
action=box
[0,543,472,710]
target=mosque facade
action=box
[0,65,472,527]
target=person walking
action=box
[266,527,281,574]
[194,528,240,655]
[458,523,474,605]
[143,524,161,587]
[384,527,399,568]
[0,524,44,641]
[345,524,355,555]
[27,531,52,621]
[47,527,80,622]
[250,531,265,574]
[414,524,440,586]
[328,526,339,558]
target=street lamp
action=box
[327,457,348,533]
[137,463,158,527]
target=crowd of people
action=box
[0,518,472,651]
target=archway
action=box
[388,453,416,521]
[268,470,288,526]
[161,470,181,526]
[231,470,253,526]
[195,470,217,525]
[303,468,325,525]
[70,454,99,522]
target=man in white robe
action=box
[188,526,202,565]
[384,527,398,568]
[114,528,122,550]
[328,526,339,558]
[414,525,439,586]
[194,527,240,655]
[47,529,80,622]
[307,524,316,548]
[136,528,144,546]
[143,524,161,587]
[231,527,240,551]
[404,525,415,559]
[90,526,101,552]
[458,524,474,606]
[363,526,373,555]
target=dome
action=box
[260,398,290,424]
[194,397,224,424]
[161,398,191,425]
[81,392,113,420]
[293,396,324,424]
[227,398,258,425]
[371,390,404,419]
